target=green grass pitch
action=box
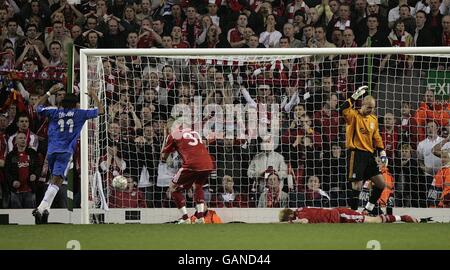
[1,223,450,250]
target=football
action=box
[112,175,128,190]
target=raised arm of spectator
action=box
[69,4,84,19]
[127,103,142,130]
[15,44,31,68]
[197,27,208,45]
[432,137,450,158]
[33,44,50,67]
[15,81,30,101]
[316,1,332,24]
[240,86,257,108]
[7,0,20,14]
[150,29,162,46]
[282,89,300,112]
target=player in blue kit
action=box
[32,83,104,224]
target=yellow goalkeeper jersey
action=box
[342,98,384,153]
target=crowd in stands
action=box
[0,0,450,210]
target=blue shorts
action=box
[47,152,73,179]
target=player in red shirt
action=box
[161,117,214,224]
[278,207,418,224]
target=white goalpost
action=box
[79,48,450,225]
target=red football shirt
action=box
[296,207,340,223]
[17,151,32,193]
[162,128,214,171]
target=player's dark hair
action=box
[61,93,79,109]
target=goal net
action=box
[80,48,450,224]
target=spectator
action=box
[357,15,390,84]
[414,10,436,47]
[210,175,249,208]
[381,112,399,161]
[308,25,335,68]
[206,1,220,27]
[259,14,282,48]
[83,15,99,32]
[316,0,339,25]
[82,29,102,48]
[393,143,423,207]
[314,102,341,146]
[101,17,127,48]
[330,28,343,46]
[171,26,189,48]
[335,57,355,100]
[0,18,25,51]
[99,143,126,188]
[248,137,288,194]
[257,172,289,208]
[430,137,450,207]
[152,16,167,38]
[328,3,353,41]
[199,24,228,48]
[399,4,416,36]
[137,17,162,48]
[45,40,66,68]
[304,175,330,207]
[440,14,450,47]
[7,113,39,153]
[414,89,450,142]
[227,13,247,48]
[299,24,314,47]
[136,0,155,23]
[109,174,147,208]
[45,20,72,57]
[306,7,323,27]
[399,102,419,149]
[387,19,414,76]
[426,0,444,41]
[417,120,445,200]
[283,22,302,47]
[181,6,202,48]
[134,125,160,208]
[322,143,347,194]
[286,0,310,24]
[388,0,415,29]
[164,4,185,30]
[121,5,140,33]
[5,131,40,209]
[209,138,251,192]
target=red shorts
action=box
[172,168,212,191]
[336,208,365,223]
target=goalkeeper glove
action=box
[351,85,368,100]
[379,150,388,167]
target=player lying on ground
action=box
[278,207,418,224]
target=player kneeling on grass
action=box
[32,84,104,224]
[278,207,418,224]
[161,117,214,224]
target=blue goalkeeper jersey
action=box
[37,105,98,154]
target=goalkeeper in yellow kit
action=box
[339,86,388,216]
